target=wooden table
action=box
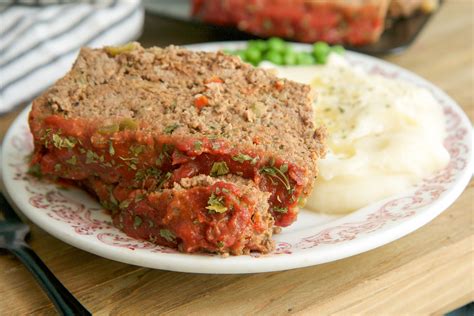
[1,1,472,314]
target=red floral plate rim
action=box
[1,42,472,274]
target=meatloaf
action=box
[192,0,391,46]
[28,43,325,254]
[82,175,274,255]
[388,0,439,18]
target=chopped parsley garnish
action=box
[134,167,162,182]
[164,123,179,135]
[133,216,142,229]
[27,164,42,178]
[156,144,174,166]
[194,141,203,151]
[217,241,225,248]
[130,144,145,156]
[119,199,131,209]
[157,172,172,190]
[109,141,115,156]
[86,150,98,164]
[210,161,229,177]
[109,191,118,206]
[260,163,291,192]
[134,194,145,202]
[52,133,76,149]
[119,156,139,170]
[274,206,288,213]
[232,153,259,165]
[206,193,228,213]
[160,229,176,242]
[155,155,164,167]
[40,128,52,147]
[65,156,77,165]
[54,164,62,172]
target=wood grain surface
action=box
[0,1,473,315]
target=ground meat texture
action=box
[29,43,325,230]
[82,175,274,255]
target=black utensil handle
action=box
[9,244,91,316]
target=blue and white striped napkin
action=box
[0,0,144,115]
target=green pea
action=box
[265,50,284,65]
[313,42,330,64]
[296,52,315,65]
[248,40,267,52]
[331,45,345,55]
[245,47,262,64]
[315,52,328,64]
[267,37,287,53]
[313,42,330,56]
[283,51,297,65]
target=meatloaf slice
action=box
[29,43,325,228]
[82,175,274,255]
[192,0,391,45]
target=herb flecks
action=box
[86,150,103,164]
[52,133,76,149]
[65,156,77,165]
[134,194,145,203]
[41,128,52,147]
[206,193,228,213]
[194,141,202,151]
[119,156,139,170]
[157,172,172,190]
[210,161,229,177]
[232,153,258,165]
[274,206,288,213]
[160,229,176,242]
[130,144,145,157]
[164,123,179,135]
[109,141,115,156]
[133,216,142,229]
[119,199,131,210]
[134,167,162,182]
[260,163,291,192]
[27,164,43,178]
[156,144,173,166]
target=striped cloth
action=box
[0,0,144,115]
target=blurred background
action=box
[0,1,472,315]
[0,0,442,115]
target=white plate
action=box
[2,42,472,274]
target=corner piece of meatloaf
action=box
[82,175,274,255]
[28,42,325,253]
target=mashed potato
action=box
[273,55,450,214]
